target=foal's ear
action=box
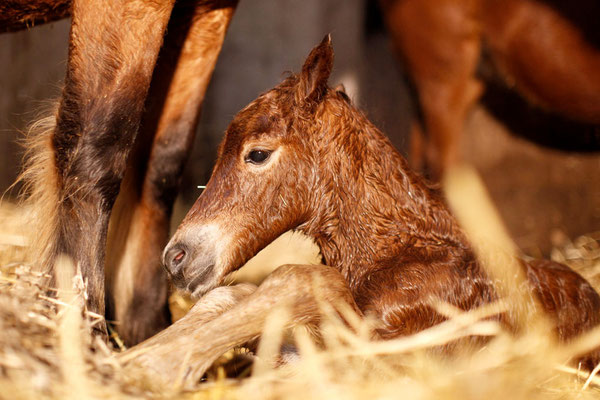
[297,34,334,105]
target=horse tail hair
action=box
[15,102,61,273]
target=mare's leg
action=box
[106,0,238,345]
[380,0,483,178]
[481,0,600,124]
[45,0,176,334]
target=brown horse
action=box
[379,0,600,177]
[3,0,240,345]
[165,37,600,369]
[4,0,599,348]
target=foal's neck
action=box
[301,102,470,288]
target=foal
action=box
[164,37,600,367]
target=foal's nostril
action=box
[173,250,185,263]
[163,245,187,276]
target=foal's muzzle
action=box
[162,232,220,297]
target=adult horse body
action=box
[165,37,600,368]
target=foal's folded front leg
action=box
[120,264,361,390]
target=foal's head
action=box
[163,36,364,297]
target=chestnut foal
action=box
[164,37,600,369]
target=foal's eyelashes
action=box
[245,149,272,165]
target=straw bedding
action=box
[1,188,599,399]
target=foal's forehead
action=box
[219,100,278,157]
[225,90,290,141]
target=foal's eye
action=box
[245,149,272,165]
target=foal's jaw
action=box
[162,223,230,298]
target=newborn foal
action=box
[164,36,600,367]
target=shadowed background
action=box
[0,0,598,255]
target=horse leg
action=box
[105,0,239,345]
[381,0,483,178]
[27,0,176,336]
[481,0,600,124]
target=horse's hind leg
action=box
[105,0,238,345]
[381,0,483,178]
[30,0,176,335]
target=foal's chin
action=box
[172,259,233,299]
[181,261,224,299]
